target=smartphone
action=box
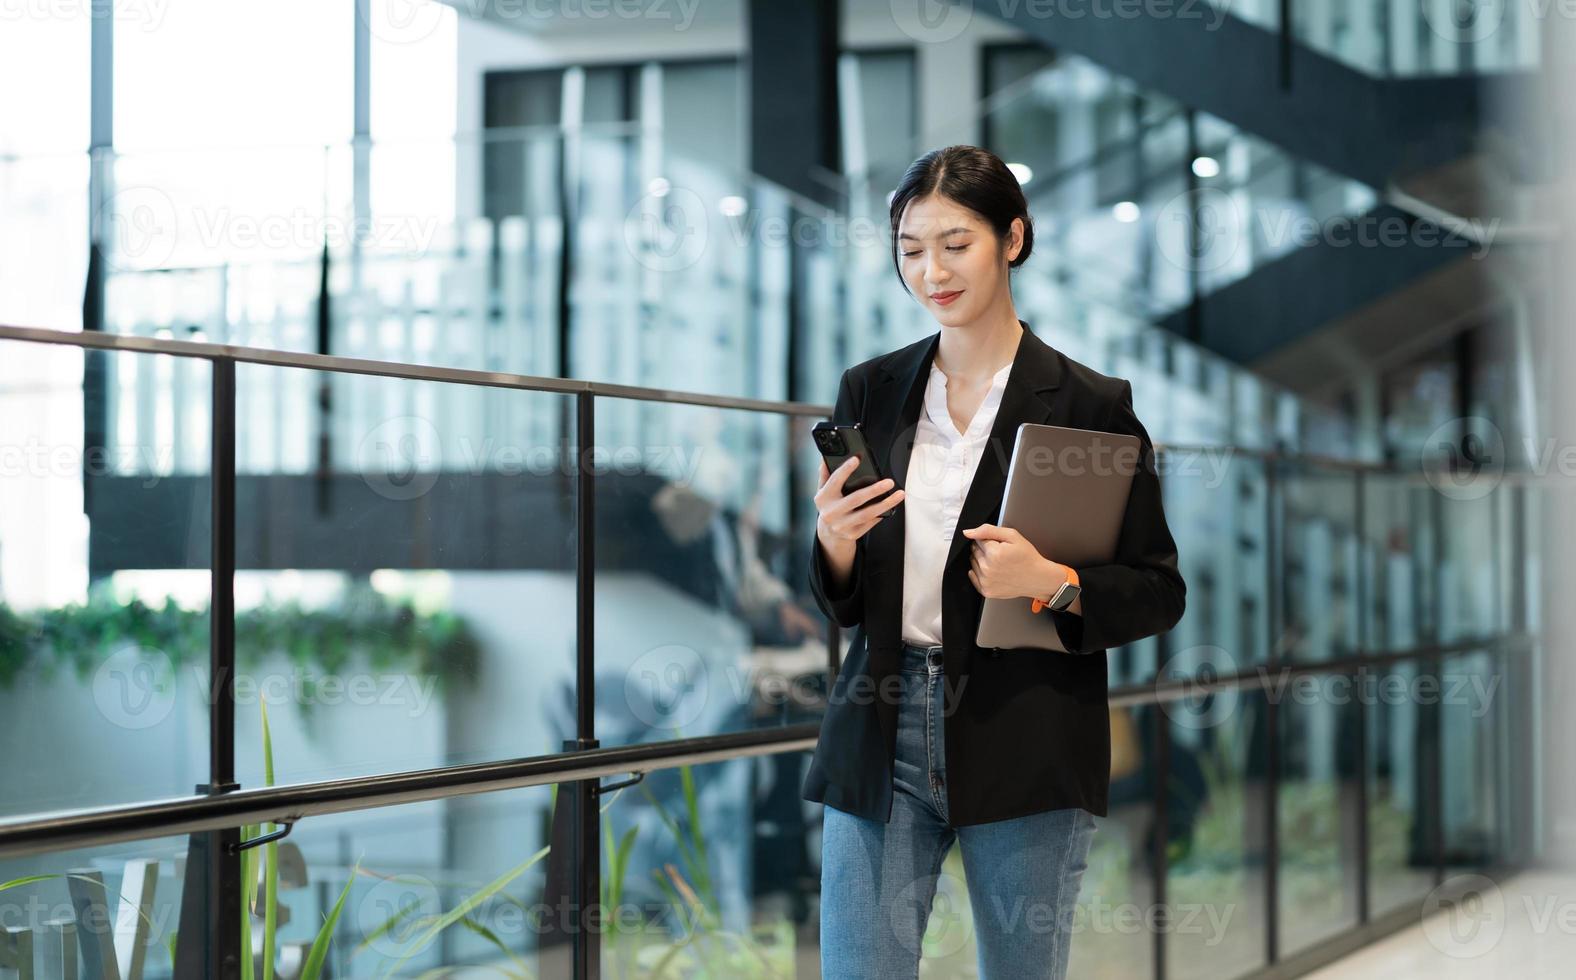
[812,420,899,518]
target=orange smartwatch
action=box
[1031,565,1080,614]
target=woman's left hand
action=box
[962,523,1065,601]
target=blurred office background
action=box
[0,1,1567,977]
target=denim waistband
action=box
[900,641,946,672]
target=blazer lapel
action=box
[943,326,1064,573]
[860,318,1067,583]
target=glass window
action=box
[840,48,918,186]
[0,14,90,329]
[115,2,351,151]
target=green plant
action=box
[601,805,642,978]
[261,699,278,980]
[596,764,788,979]
[242,697,366,980]
[350,761,793,980]
[0,584,483,721]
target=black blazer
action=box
[801,318,1186,826]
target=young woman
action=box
[803,145,1187,979]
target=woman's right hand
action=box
[815,456,905,544]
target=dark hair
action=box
[888,144,1034,295]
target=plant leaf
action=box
[261,700,277,980]
[299,858,362,980]
[384,843,552,975]
[349,874,431,959]
[456,914,532,975]
[0,874,62,891]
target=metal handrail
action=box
[0,726,821,860]
[0,323,1540,481]
[0,324,828,417]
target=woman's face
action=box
[896,192,1021,326]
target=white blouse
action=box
[900,358,1014,647]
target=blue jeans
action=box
[819,642,1097,980]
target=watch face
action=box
[1050,583,1080,612]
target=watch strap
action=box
[1030,566,1079,614]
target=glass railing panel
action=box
[1276,670,1362,955]
[1165,690,1269,979]
[1067,704,1162,980]
[223,363,572,786]
[1361,472,1438,651]
[1151,450,1271,688]
[0,341,214,817]
[599,753,818,977]
[1365,658,1440,916]
[0,830,193,979]
[1436,489,1508,644]
[1439,649,1512,869]
[236,783,557,977]
[593,399,822,748]
[579,712,1170,980]
[1280,461,1362,663]
[329,785,556,977]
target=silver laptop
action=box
[974,422,1142,652]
